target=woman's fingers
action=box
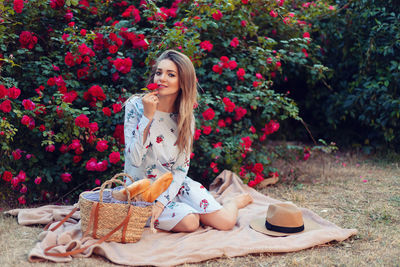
[150,205,163,233]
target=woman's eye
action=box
[155,71,161,75]
[168,73,175,77]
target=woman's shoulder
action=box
[125,95,143,111]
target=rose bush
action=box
[0,0,334,205]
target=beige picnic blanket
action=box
[5,170,357,266]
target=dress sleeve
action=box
[124,97,151,168]
[156,117,195,206]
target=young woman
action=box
[124,50,253,233]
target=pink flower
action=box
[34,176,42,184]
[96,160,108,172]
[96,140,109,152]
[202,108,215,121]
[16,170,26,182]
[45,144,55,152]
[230,37,239,48]
[61,173,72,183]
[86,158,98,171]
[303,32,310,38]
[109,151,121,164]
[212,10,222,21]
[240,20,247,27]
[69,139,81,150]
[269,10,278,18]
[250,126,256,133]
[20,184,27,194]
[95,179,101,186]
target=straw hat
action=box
[250,202,321,237]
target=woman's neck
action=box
[157,94,178,113]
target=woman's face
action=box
[153,59,180,97]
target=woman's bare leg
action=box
[199,193,253,231]
[170,213,200,232]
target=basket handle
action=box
[99,176,132,205]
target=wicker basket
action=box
[79,173,152,243]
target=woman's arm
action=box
[124,97,152,168]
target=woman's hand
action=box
[150,201,164,233]
[142,91,159,121]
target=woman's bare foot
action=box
[223,193,253,209]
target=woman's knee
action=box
[172,213,200,232]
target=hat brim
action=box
[250,216,321,237]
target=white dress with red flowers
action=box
[124,96,222,231]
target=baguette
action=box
[112,178,151,201]
[141,172,173,202]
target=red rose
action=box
[86,158,98,171]
[217,119,226,128]
[202,125,212,135]
[194,129,201,140]
[88,85,106,101]
[234,106,247,120]
[96,160,108,172]
[18,195,26,205]
[62,91,78,103]
[112,103,122,113]
[78,43,94,56]
[114,58,132,74]
[228,60,237,70]
[65,52,75,67]
[47,77,56,86]
[147,83,158,90]
[45,144,55,152]
[0,85,7,99]
[226,85,232,92]
[2,171,13,182]
[240,136,252,150]
[0,99,12,113]
[21,115,31,125]
[89,122,98,133]
[34,176,42,184]
[59,144,68,153]
[200,40,213,52]
[75,114,90,128]
[108,45,118,54]
[269,10,278,18]
[12,149,22,160]
[202,108,215,121]
[223,97,235,113]
[69,139,81,150]
[22,99,35,110]
[96,140,109,152]
[102,107,112,116]
[19,31,38,50]
[212,64,223,74]
[13,0,24,13]
[113,124,125,145]
[230,37,239,48]
[73,155,82,163]
[236,68,245,80]
[253,163,264,174]
[212,10,222,20]
[7,86,20,99]
[61,173,71,183]
[303,32,310,38]
[109,151,121,164]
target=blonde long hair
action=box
[150,50,197,154]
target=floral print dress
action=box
[124,96,222,231]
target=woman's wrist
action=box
[154,200,164,209]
